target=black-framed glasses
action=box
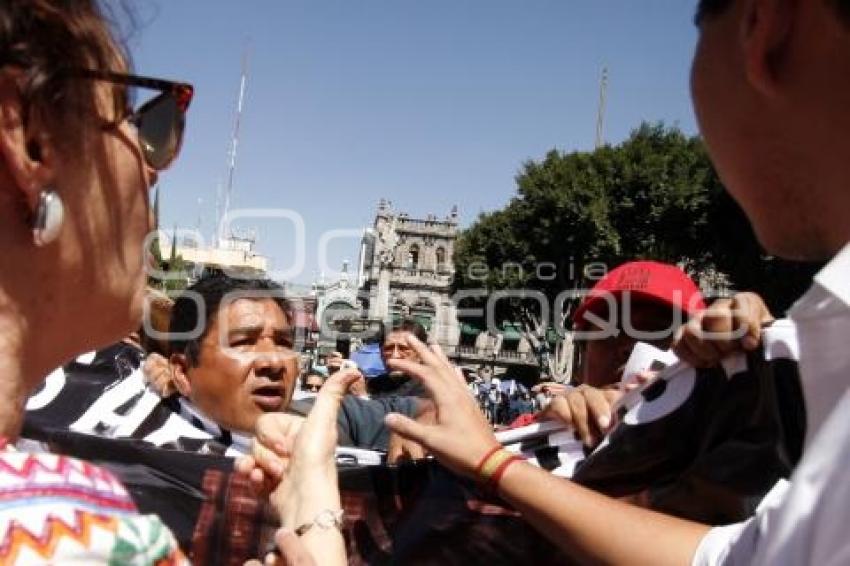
[77,70,194,171]
[305,384,322,392]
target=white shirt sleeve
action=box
[693,389,850,566]
[692,480,790,566]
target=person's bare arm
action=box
[384,335,710,566]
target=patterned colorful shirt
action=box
[0,449,188,565]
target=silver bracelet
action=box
[294,509,345,537]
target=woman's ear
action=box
[169,353,193,398]
[0,71,58,213]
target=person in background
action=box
[325,351,345,375]
[543,259,772,447]
[302,370,326,396]
[368,318,430,398]
[0,1,194,562]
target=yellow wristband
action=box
[478,449,514,483]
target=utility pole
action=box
[595,66,608,149]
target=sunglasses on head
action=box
[77,70,194,171]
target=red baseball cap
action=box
[572,261,706,329]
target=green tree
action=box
[453,123,820,380]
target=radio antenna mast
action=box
[219,51,249,241]
[595,66,608,149]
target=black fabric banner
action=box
[21,323,806,564]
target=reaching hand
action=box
[383,336,500,478]
[270,369,360,522]
[539,385,623,448]
[673,291,774,367]
[234,412,305,498]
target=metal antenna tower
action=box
[595,66,608,149]
[218,52,249,241]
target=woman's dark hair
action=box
[0,0,130,150]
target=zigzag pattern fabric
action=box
[0,451,187,565]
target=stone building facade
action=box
[357,200,460,349]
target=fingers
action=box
[540,387,615,448]
[254,413,301,460]
[731,292,774,350]
[403,335,443,370]
[540,395,574,428]
[673,292,775,367]
[674,314,723,367]
[385,412,429,446]
[386,434,403,464]
[387,434,427,465]
[582,386,613,430]
[386,358,452,404]
[306,369,361,428]
[566,390,595,446]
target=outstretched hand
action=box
[383,336,499,478]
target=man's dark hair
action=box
[169,273,289,367]
[380,317,429,344]
[696,0,850,25]
[695,0,734,24]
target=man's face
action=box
[382,330,422,376]
[577,301,679,388]
[180,298,297,433]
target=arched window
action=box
[435,247,446,271]
[407,244,420,270]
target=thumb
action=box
[385,412,428,445]
[317,369,361,398]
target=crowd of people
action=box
[0,0,848,564]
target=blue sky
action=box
[129,1,701,284]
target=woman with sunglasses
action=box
[0,1,192,562]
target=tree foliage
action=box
[453,123,820,377]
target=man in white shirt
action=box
[383,1,850,564]
[610,0,850,562]
[251,1,850,563]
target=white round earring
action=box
[32,189,65,247]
